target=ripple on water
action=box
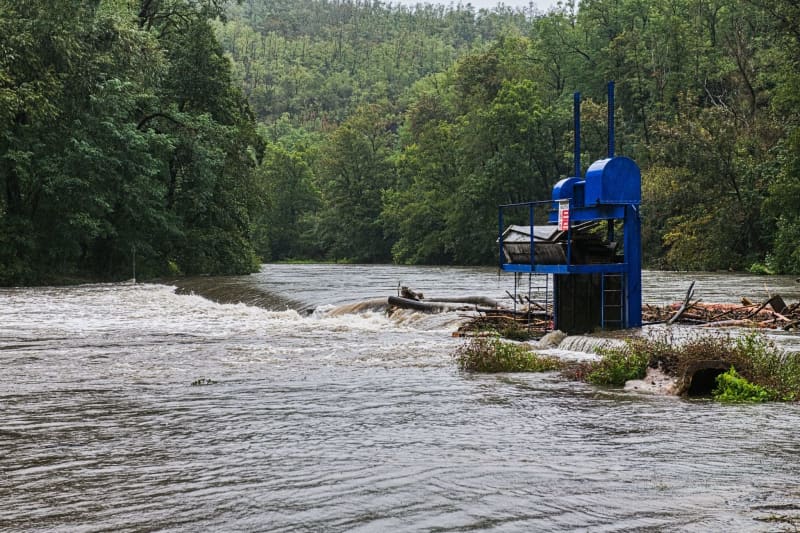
[1,267,800,532]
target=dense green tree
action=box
[0,0,262,284]
[763,130,800,273]
[148,13,263,275]
[255,142,320,260]
[382,83,460,264]
[224,0,800,271]
[314,103,397,262]
[215,0,532,126]
[0,0,171,282]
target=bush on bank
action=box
[585,347,649,386]
[456,329,800,402]
[564,331,799,401]
[713,367,772,403]
[454,336,564,373]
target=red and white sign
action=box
[558,200,570,231]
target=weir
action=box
[498,82,642,335]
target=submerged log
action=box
[388,296,468,312]
[425,295,502,307]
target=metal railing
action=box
[497,199,572,269]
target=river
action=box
[2,264,800,531]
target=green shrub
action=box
[734,331,800,401]
[713,367,773,403]
[564,330,800,401]
[747,262,775,275]
[584,345,649,386]
[625,334,680,374]
[455,329,800,401]
[455,337,564,373]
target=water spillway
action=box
[2,264,800,531]
[554,334,626,354]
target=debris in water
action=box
[644,295,800,331]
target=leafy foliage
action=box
[5,0,800,283]
[583,345,649,386]
[732,332,800,402]
[314,103,397,262]
[568,330,800,402]
[0,0,264,283]
[455,336,565,373]
[713,368,772,403]
[215,0,800,272]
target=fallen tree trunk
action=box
[425,295,502,307]
[477,308,549,318]
[707,305,753,322]
[770,310,792,322]
[388,296,468,312]
[747,298,774,319]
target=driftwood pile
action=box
[390,285,548,337]
[390,284,800,335]
[644,288,800,331]
[452,307,551,338]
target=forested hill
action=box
[1,1,799,286]
[1,0,264,284]
[215,0,533,124]
[217,0,800,273]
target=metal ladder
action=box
[601,273,624,329]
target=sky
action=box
[467,0,557,11]
[392,0,560,12]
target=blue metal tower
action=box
[497,82,642,334]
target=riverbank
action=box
[454,326,800,402]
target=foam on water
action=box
[3,267,800,532]
[555,334,627,354]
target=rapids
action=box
[2,264,800,531]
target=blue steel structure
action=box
[497,81,642,332]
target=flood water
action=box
[2,265,800,531]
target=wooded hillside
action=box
[219,0,800,273]
[1,0,266,284]
[2,0,799,284]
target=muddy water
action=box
[2,265,800,531]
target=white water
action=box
[2,265,800,531]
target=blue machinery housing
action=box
[497,82,642,334]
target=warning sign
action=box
[558,200,570,231]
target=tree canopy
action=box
[219,0,799,273]
[1,0,262,284]
[2,0,800,284]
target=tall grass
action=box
[454,337,564,373]
[571,330,800,401]
[731,332,800,401]
[453,329,800,402]
[583,347,649,386]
